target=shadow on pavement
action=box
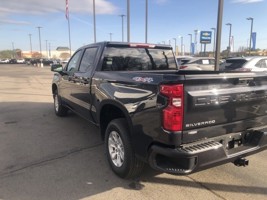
[0,102,266,200]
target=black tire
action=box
[53,89,68,117]
[105,118,145,179]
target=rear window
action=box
[222,59,248,70]
[102,47,177,71]
[181,59,191,65]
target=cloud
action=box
[0,0,118,26]
[155,0,169,5]
[0,0,118,16]
[0,19,31,25]
[232,0,264,4]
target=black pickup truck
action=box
[51,42,267,178]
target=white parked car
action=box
[179,57,215,71]
[17,59,25,64]
[0,59,10,63]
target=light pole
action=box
[29,34,32,57]
[188,34,192,55]
[109,33,113,41]
[12,42,15,59]
[215,0,224,71]
[211,28,216,57]
[45,40,48,58]
[119,14,125,42]
[173,38,177,55]
[226,23,232,57]
[194,30,199,55]
[93,0,96,43]
[247,17,254,56]
[49,42,51,58]
[179,36,184,56]
[36,26,42,57]
[145,0,148,43]
[127,0,130,42]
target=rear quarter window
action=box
[255,59,267,68]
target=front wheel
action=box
[105,118,145,179]
[53,90,68,116]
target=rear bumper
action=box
[148,129,267,174]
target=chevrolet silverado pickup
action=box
[51,42,267,178]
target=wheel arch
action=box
[52,83,58,95]
[98,100,133,141]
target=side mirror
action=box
[51,64,63,72]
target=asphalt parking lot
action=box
[0,64,267,200]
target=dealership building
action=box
[21,47,74,60]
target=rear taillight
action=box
[129,43,155,48]
[160,84,184,132]
[179,65,187,69]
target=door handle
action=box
[71,76,90,84]
[81,77,89,84]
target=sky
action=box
[0,0,267,53]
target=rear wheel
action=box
[105,118,145,179]
[53,90,68,116]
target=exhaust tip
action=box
[234,158,249,167]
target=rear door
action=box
[70,46,99,121]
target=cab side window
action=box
[79,48,98,73]
[66,50,82,72]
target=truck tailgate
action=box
[183,72,267,143]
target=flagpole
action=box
[68,17,72,56]
[93,0,96,43]
[66,0,72,56]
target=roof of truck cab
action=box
[77,41,172,50]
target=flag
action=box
[65,0,69,20]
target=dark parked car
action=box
[41,59,53,66]
[9,59,17,64]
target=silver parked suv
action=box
[220,56,267,72]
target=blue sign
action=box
[200,31,212,44]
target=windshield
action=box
[102,47,177,71]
